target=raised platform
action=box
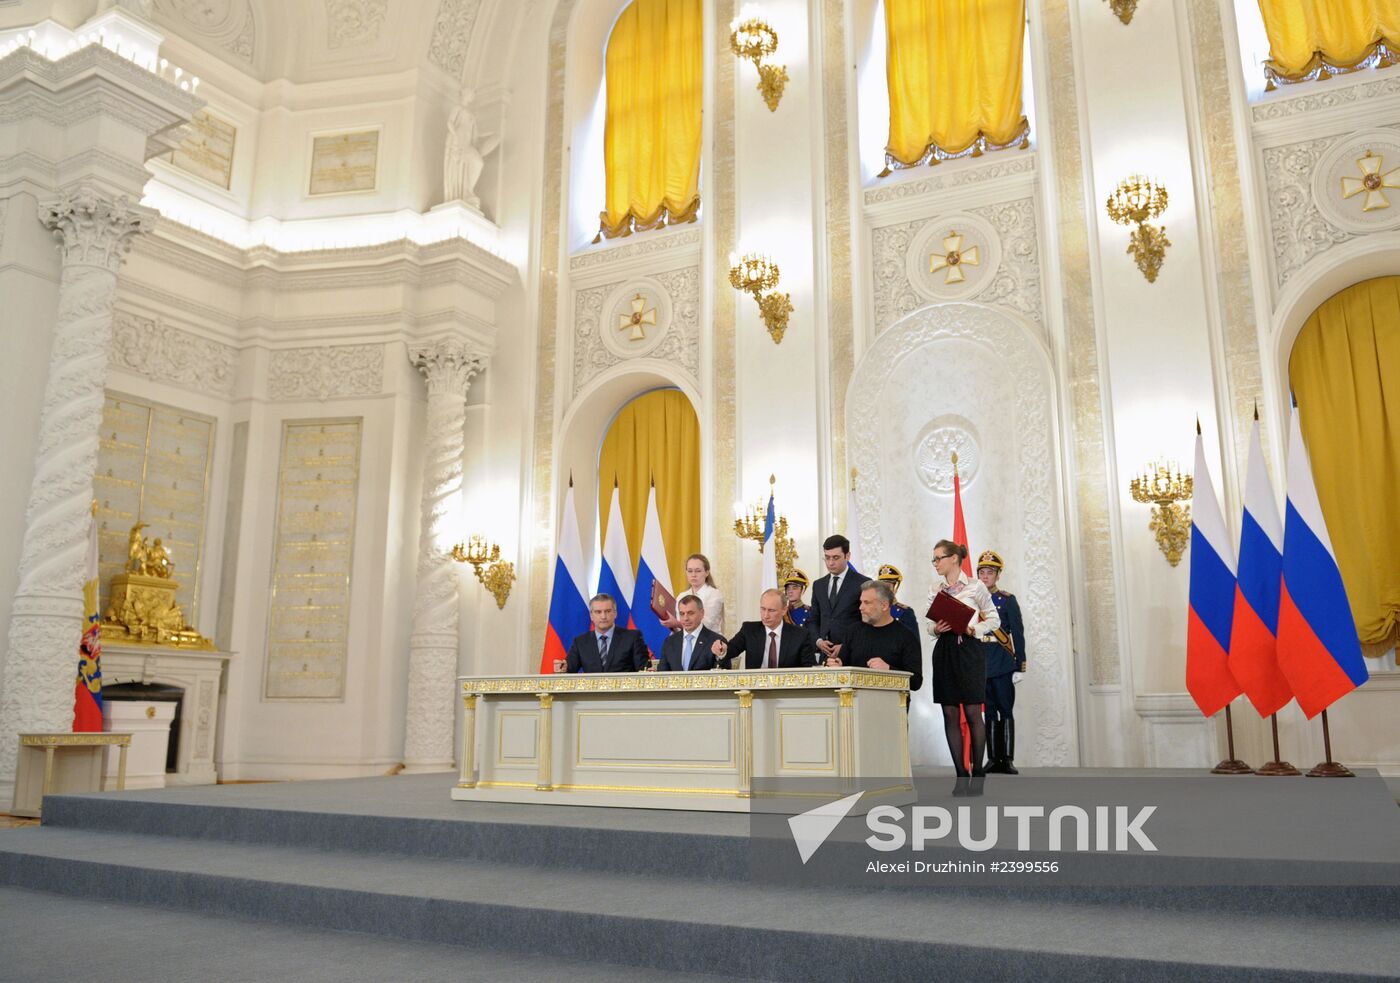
[2,770,1399,981]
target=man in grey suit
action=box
[658,595,725,672]
[566,594,650,672]
[810,534,870,662]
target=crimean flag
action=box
[1277,403,1368,719]
[760,489,778,591]
[73,510,103,732]
[631,481,673,658]
[1186,428,1243,716]
[598,479,636,631]
[952,459,972,578]
[1228,415,1294,716]
[540,479,591,674]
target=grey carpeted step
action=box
[1,826,1397,982]
[37,775,1400,918]
[0,885,753,983]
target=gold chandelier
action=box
[728,252,793,344]
[729,6,788,111]
[1106,175,1170,283]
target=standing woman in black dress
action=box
[927,540,1001,778]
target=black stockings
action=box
[942,703,986,777]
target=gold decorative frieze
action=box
[309,129,380,196]
[264,419,362,700]
[460,668,910,696]
[95,393,215,628]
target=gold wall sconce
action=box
[732,474,799,582]
[451,534,515,609]
[730,6,788,112]
[729,252,793,343]
[1106,175,1170,283]
[1129,462,1193,566]
[1105,0,1137,24]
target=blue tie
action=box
[683,633,695,671]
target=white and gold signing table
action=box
[451,668,913,812]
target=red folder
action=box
[926,589,975,635]
[651,581,676,622]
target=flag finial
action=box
[1253,400,1259,422]
[1195,416,1201,436]
[769,473,775,486]
[568,471,574,488]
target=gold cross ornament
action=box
[617,293,657,341]
[1341,150,1400,212]
[929,231,980,284]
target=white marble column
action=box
[0,188,154,786]
[402,340,485,773]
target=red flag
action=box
[952,466,972,579]
[951,457,974,770]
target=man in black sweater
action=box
[824,579,922,692]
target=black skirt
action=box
[931,631,986,705]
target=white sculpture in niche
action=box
[443,89,500,210]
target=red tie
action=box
[767,631,778,669]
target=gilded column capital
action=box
[409,340,487,399]
[39,187,156,272]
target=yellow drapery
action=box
[1257,0,1400,86]
[596,0,703,241]
[1288,276,1400,656]
[881,0,1029,174]
[597,389,701,593]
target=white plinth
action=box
[102,701,176,790]
[452,668,915,813]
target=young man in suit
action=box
[715,589,817,670]
[565,594,650,673]
[657,594,725,672]
[810,534,869,662]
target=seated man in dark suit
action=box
[715,588,816,670]
[565,594,650,673]
[658,594,725,672]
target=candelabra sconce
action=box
[451,534,515,609]
[1129,462,1193,566]
[729,252,793,344]
[729,6,787,111]
[1105,0,1138,24]
[1106,175,1170,283]
[732,475,800,582]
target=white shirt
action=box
[925,576,1000,640]
[677,583,725,635]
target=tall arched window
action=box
[1256,0,1400,88]
[597,389,700,592]
[879,0,1030,175]
[1288,276,1400,657]
[594,0,703,241]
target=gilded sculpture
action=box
[105,520,213,649]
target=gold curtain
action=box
[596,0,703,241]
[1257,0,1400,87]
[598,389,701,592]
[881,0,1029,175]
[1289,276,1400,656]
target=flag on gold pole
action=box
[73,504,103,732]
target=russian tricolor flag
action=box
[1228,416,1294,716]
[1276,404,1368,718]
[540,479,591,673]
[598,480,636,631]
[760,489,778,590]
[631,482,674,657]
[1186,429,1243,717]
